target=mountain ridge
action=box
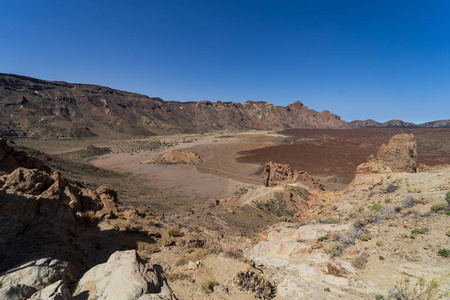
[1,73,448,138]
[0,73,349,138]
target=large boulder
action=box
[263,162,324,190]
[0,258,74,300]
[377,133,418,173]
[73,250,175,300]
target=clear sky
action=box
[1,1,449,123]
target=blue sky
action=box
[1,1,449,123]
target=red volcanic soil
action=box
[237,128,450,181]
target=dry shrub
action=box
[164,271,191,282]
[390,277,449,300]
[136,241,160,254]
[402,195,419,208]
[187,238,205,248]
[185,249,210,262]
[351,253,369,269]
[224,247,244,259]
[167,226,183,237]
[200,279,217,294]
[234,268,274,299]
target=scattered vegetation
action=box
[379,256,385,261]
[389,277,449,300]
[234,268,274,299]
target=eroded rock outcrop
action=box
[73,250,175,300]
[377,133,418,172]
[264,162,324,190]
[356,133,418,174]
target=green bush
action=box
[379,256,385,261]
[411,228,424,235]
[430,203,446,212]
[371,203,385,212]
[317,235,327,242]
[445,191,450,204]
[438,248,450,257]
[360,232,372,241]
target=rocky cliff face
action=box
[0,73,349,138]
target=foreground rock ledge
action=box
[73,250,175,300]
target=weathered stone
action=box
[3,167,51,195]
[30,280,71,300]
[264,162,324,190]
[376,133,418,173]
[73,250,175,300]
[0,258,74,299]
[96,186,118,217]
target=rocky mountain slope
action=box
[350,119,450,128]
[0,73,349,138]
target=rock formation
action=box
[376,133,418,173]
[263,161,324,190]
[156,150,202,164]
[356,133,418,174]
